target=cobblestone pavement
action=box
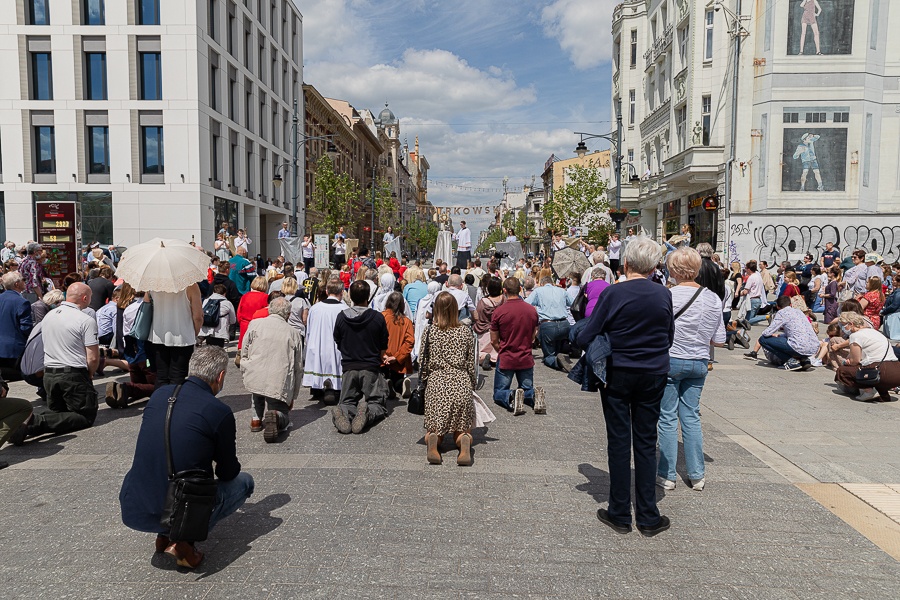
[2,334,900,599]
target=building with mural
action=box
[610,0,900,263]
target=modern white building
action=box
[0,0,303,261]
[610,0,900,264]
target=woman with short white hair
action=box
[657,247,725,492]
[576,236,675,536]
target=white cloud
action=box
[295,0,377,64]
[541,0,618,70]
[305,49,536,119]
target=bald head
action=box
[66,282,92,309]
[448,274,463,289]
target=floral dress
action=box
[421,324,477,436]
[861,291,884,330]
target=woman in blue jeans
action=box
[657,248,725,492]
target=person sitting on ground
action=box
[105,284,156,409]
[240,297,303,442]
[381,292,414,400]
[743,296,819,370]
[833,312,900,402]
[857,277,885,330]
[811,323,849,369]
[331,281,390,434]
[490,277,543,415]
[118,346,254,569]
[8,283,98,445]
[422,291,478,466]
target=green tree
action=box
[312,155,358,235]
[541,159,610,236]
[372,177,398,231]
[407,217,438,253]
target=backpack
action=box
[202,298,222,327]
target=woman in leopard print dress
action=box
[421,292,477,465]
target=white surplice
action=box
[302,298,346,390]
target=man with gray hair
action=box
[583,251,614,284]
[9,283,98,445]
[240,297,303,442]
[19,242,47,299]
[0,271,34,380]
[445,274,477,319]
[119,345,254,569]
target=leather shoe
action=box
[165,541,204,569]
[154,534,170,553]
[8,415,33,446]
[637,515,671,537]
[596,509,631,534]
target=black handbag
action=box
[855,345,890,387]
[159,385,218,542]
[408,330,431,415]
[570,285,587,321]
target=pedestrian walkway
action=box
[1,341,899,598]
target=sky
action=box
[294,0,617,237]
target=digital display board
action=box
[35,201,80,285]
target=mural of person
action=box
[792,133,824,192]
[798,0,823,55]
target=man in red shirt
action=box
[490,277,544,416]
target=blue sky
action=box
[295,0,617,236]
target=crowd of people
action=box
[3,224,899,567]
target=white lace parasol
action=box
[116,238,209,293]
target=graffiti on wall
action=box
[731,222,900,265]
[787,0,855,56]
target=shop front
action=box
[687,190,719,248]
[663,199,680,240]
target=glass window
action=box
[138,0,160,25]
[141,126,164,174]
[629,29,637,67]
[208,0,217,40]
[34,126,56,174]
[214,197,238,232]
[246,147,254,191]
[628,89,635,125]
[245,89,253,131]
[79,192,113,245]
[88,126,110,174]
[701,95,711,146]
[29,0,51,25]
[0,192,6,244]
[31,52,53,100]
[705,10,714,61]
[85,53,107,100]
[210,64,219,110]
[83,0,105,25]
[139,52,162,100]
[230,142,239,186]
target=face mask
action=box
[840,325,850,335]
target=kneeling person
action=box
[332,281,390,434]
[119,346,254,569]
[240,297,303,442]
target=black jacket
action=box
[333,306,388,371]
[213,273,241,311]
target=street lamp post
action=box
[272,99,338,236]
[574,100,624,209]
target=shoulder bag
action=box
[159,385,218,542]
[407,329,430,415]
[128,299,154,342]
[674,287,704,320]
[854,343,891,387]
[570,285,587,322]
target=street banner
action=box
[279,237,302,265]
[385,237,401,258]
[314,234,329,269]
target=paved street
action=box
[2,332,900,599]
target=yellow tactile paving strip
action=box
[798,483,900,562]
[841,484,900,527]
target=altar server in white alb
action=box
[302,277,347,403]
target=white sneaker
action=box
[512,388,526,416]
[656,476,676,490]
[855,389,878,402]
[809,358,823,368]
[690,478,705,491]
